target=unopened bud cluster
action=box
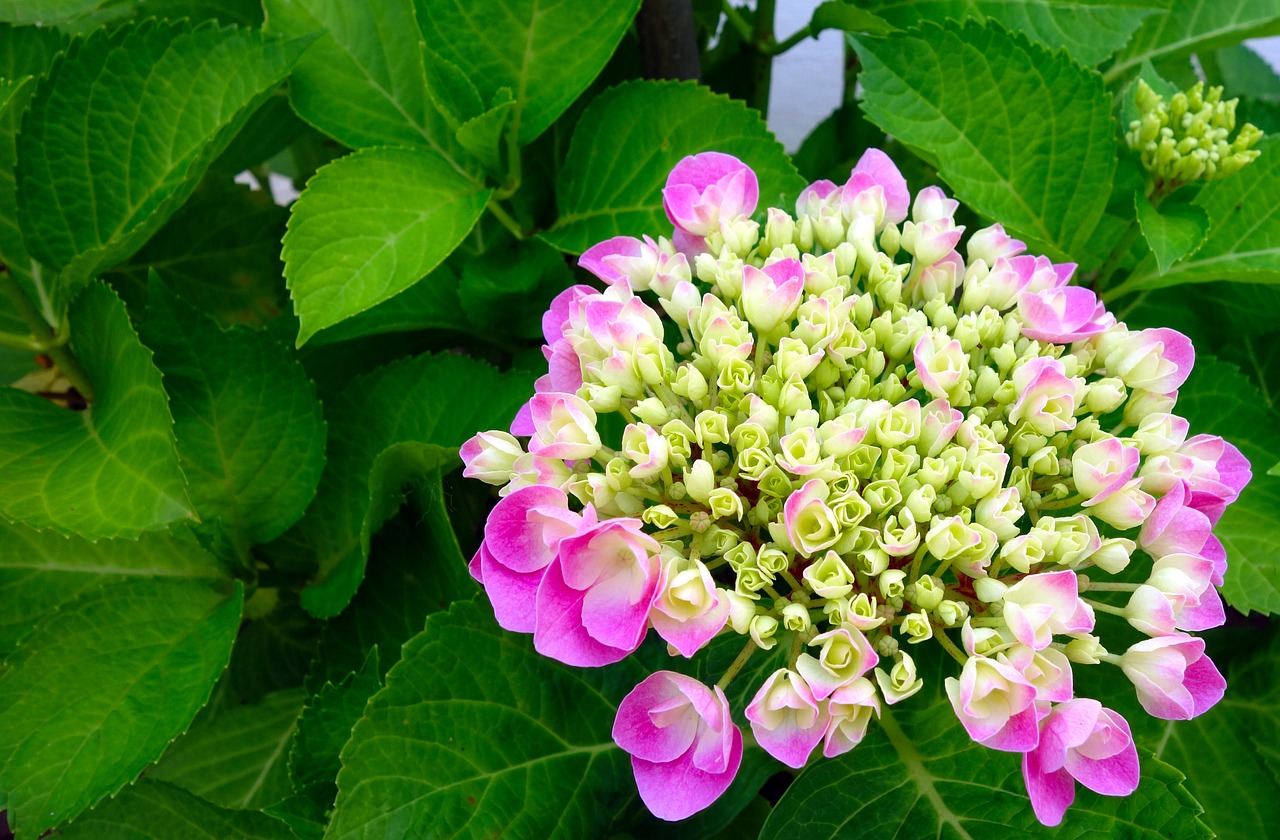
[462,150,1249,825]
[1126,79,1261,187]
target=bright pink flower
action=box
[741,259,805,335]
[1001,571,1095,650]
[1073,438,1140,507]
[1021,699,1140,827]
[822,677,881,758]
[527,392,602,460]
[746,668,829,768]
[1170,435,1252,523]
[1017,285,1114,344]
[945,655,1041,752]
[470,486,585,633]
[1009,357,1079,435]
[842,148,910,226]
[1023,255,1076,293]
[1120,634,1226,720]
[649,557,730,657]
[1105,327,1194,395]
[613,672,743,821]
[960,254,1036,311]
[534,517,661,666]
[579,235,662,291]
[663,152,758,237]
[1139,481,1211,559]
[1201,534,1228,586]
[461,430,524,485]
[1003,645,1074,703]
[1126,553,1225,635]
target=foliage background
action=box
[0,0,1277,838]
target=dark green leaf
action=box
[108,178,289,328]
[282,146,492,344]
[54,779,299,840]
[17,21,302,303]
[0,22,67,77]
[295,352,530,617]
[544,79,804,253]
[327,600,642,839]
[1135,192,1208,273]
[0,521,224,654]
[224,591,322,703]
[140,279,327,552]
[455,91,515,175]
[415,0,642,145]
[851,20,1117,265]
[1176,356,1280,615]
[0,579,243,835]
[150,688,305,810]
[0,282,193,539]
[0,0,102,25]
[1106,0,1280,84]
[864,0,1168,66]
[808,2,897,36]
[460,238,572,340]
[304,265,468,346]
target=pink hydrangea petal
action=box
[612,673,700,763]
[751,711,826,769]
[1184,652,1227,716]
[533,560,630,666]
[1201,535,1227,586]
[581,565,658,652]
[542,284,595,345]
[651,596,730,658]
[981,705,1042,753]
[1064,712,1140,797]
[851,148,910,224]
[630,729,743,822]
[479,544,543,633]
[1023,748,1076,827]
[483,486,575,573]
[1177,586,1226,632]
[579,237,641,286]
[510,399,535,435]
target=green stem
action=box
[1082,582,1140,593]
[0,329,42,352]
[0,266,94,399]
[485,199,526,239]
[1083,597,1128,618]
[766,25,810,56]
[934,628,968,665]
[748,0,776,115]
[721,0,753,42]
[716,639,759,690]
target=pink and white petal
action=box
[510,399,535,436]
[612,673,700,763]
[1023,748,1077,827]
[1177,586,1226,632]
[534,561,629,667]
[631,728,743,821]
[581,567,658,653]
[751,711,828,769]
[652,596,730,658]
[479,546,543,633]
[484,485,571,573]
[981,705,1042,753]
[1184,653,1227,717]
[852,148,910,224]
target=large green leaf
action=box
[850,21,1117,265]
[263,0,473,175]
[0,76,49,327]
[0,522,224,654]
[54,779,299,840]
[150,687,306,810]
[543,80,804,254]
[295,353,530,617]
[304,265,468,346]
[414,0,641,144]
[1176,356,1280,616]
[108,178,290,328]
[1134,192,1208,274]
[16,21,302,303]
[761,665,1211,839]
[0,281,193,539]
[460,239,573,341]
[282,146,492,344]
[327,600,642,839]
[140,279,327,553]
[1115,137,1280,294]
[862,0,1168,66]
[0,579,243,836]
[0,0,102,24]
[0,22,67,77]
[1106,0,1280,83]
[1152,629,1280,839]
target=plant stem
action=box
[637,0,701,81]
[766,25,810,56]
[748,0,776,116]
[485,199,526,240]
[721,0,753,42]
[934,628,968,665]
[0,265,94,399]
[716,639,758,689]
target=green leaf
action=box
[288,649,380,811]
[0,0,102,25]
[150,687,305,810]
[460,239,572,340]
[863,0,1167,66]
[1106,0,1280,83]
[1176,355,1280,615]
[139,279,327,552]
[455,91,515,175]
[0,22,67,77]
[1135,192,1208,273]
[327,600,642,839]
[16,22,302,302]
[0,579,243,836]
[761,665,1212,839]
[850,20,1117,265]
[263,0,472,174]
[295,352,530,617]
[108,178,289,328]
[0,75,51,328]
[0,281,193,539]
[282,146,492,344]
[1117,137,1280,293]
[54,778,299,840]
[415,0,642,145]
[543,79,805,254]
[305,493,477,688]
[0,521,225,654]
[224,593,322,703]
[304,265,468,346]
[1208,44,1280,102]
[1151,628,1280,840]
[808,2,898,37]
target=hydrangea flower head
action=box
[463,149,1249,824]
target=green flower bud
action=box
[781,601,811,632]
[900,610,933,644]
[802,550,855,598]
[749,614,780,650]
[910,575,945,611]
